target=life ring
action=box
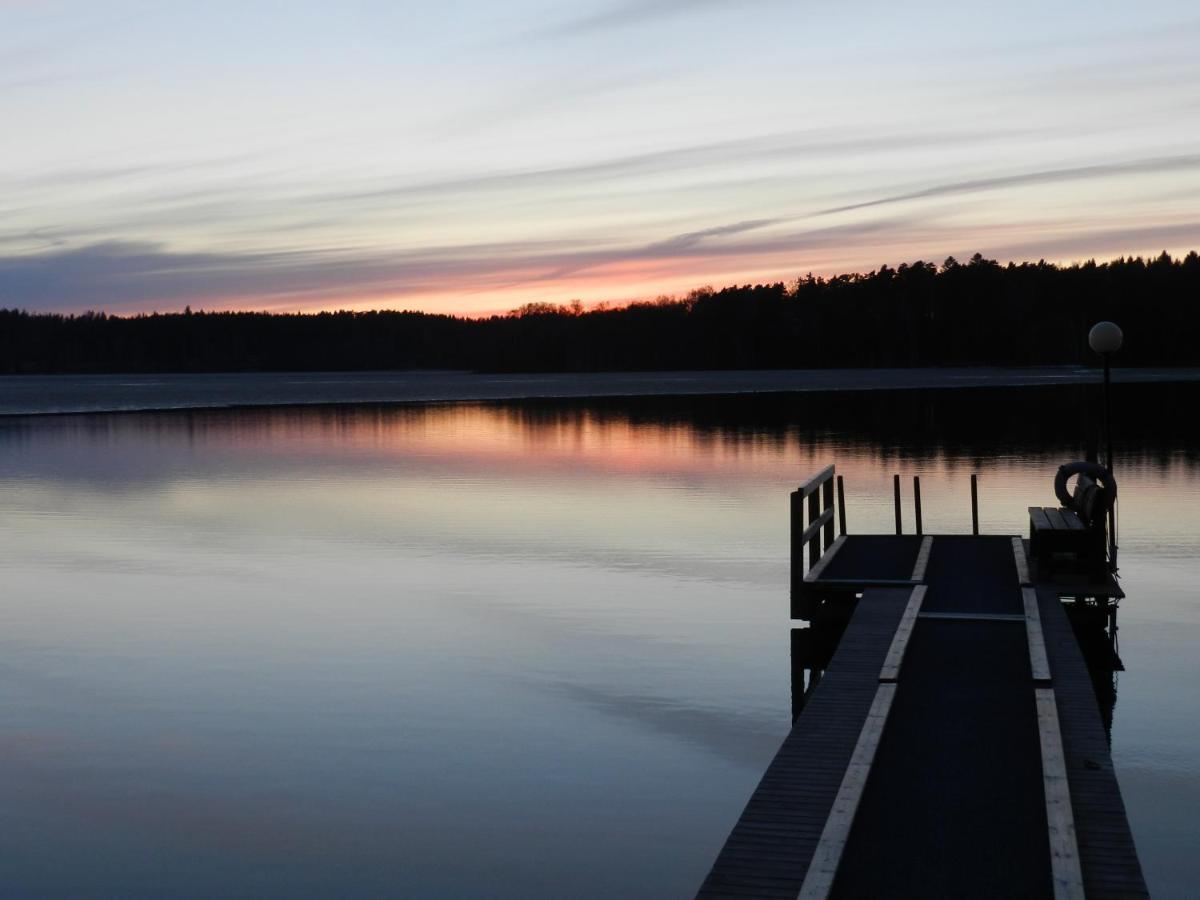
[1054,461,1116,512]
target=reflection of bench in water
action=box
[699,465,1144,899]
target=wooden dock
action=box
[698,467,1146,899]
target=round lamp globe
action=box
[1088,321,1123,355]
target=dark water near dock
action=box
[0,381,1197,897]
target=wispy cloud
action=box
[325,126,1036,206]
[530,0,775,39]
[645,218,783,254]
[990,220,1200,263]
[819,154,1200,216]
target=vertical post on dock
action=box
[836,475,847,536]
[790,489,802,600]
[807,490,821,571]
[893,474,902,535]
[970,473,979,535]
[913,475,923,536]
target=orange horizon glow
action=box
[91,242,1200,319]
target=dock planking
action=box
[700,533,1146,899]
[697,589,912,898]
[1037,587,1148,898]
[832,617,1050,898]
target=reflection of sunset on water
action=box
[5,398,1198,544]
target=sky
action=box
[2,0,1199,316]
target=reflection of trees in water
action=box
[3,382,1197,488]
[491,382,1200,469]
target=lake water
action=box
[1,383,1197,897]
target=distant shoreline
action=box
[1,367,1198,417]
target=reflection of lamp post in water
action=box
[1088,321,1123,571]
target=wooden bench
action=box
[1029,475,1108,577]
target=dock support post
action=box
[971,474,979,535]
[836,475,847,536]
[893,474,902,535]
[913,476,923,536]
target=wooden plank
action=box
[806,577,917,587]
[1036,588,1148,897]
[803,535,846,583]
[1045,508,1069,531]
[879,586,926,681]
[1058,508,1085,530]
[799,507,835,547]
[1023,586,1051,682]
[798,465,835,498]
[1035,688,1086,900]
[1012,536,1031,585]
[918,611,1025,623]
[700,590,911,898]
[909,535,933,582]
[796,683,898,900]
[1029,507,1053,531]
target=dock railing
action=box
[791,465,844,602]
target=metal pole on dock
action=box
[836,475,847,536]
[970,474,979,535]
[893,474,902,535]
[913,476,923,535]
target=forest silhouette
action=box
[1,252,1197,374]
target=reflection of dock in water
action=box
[699,465,1145,899]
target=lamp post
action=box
[1088,321,1123,474]
[1089,321,1123,572]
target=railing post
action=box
[971,473,979,535]
[791,488,803,581]
[807,490,821,571]
[913,476,923,536]
[792,465,837,619]
[836,475,847,536]
[893,474,902,535]
[821,475,835,551]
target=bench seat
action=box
[1029,506,1105,576]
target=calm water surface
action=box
[1,385,1197,897]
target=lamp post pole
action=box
[1103,351,1113,474]
[1088,322,1123,572]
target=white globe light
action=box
[1088,321,1123,354]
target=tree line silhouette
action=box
[1,252,1197,374]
